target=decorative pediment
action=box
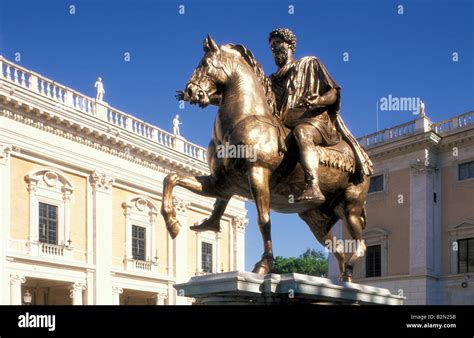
[447,221,474,234]
[122,195,159,217]
[363,226,389,238]
[24,167,74,194]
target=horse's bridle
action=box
[187,54,232,100]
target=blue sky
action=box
[1,0,473,270]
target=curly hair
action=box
[268,28,297,52]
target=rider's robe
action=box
[268,56,373,182]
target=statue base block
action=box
[174,271,404,305]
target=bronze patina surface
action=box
[161,30,373,281]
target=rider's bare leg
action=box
[293,124,325,203]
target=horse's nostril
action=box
[187,87,193,97]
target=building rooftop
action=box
[1,55,472,157]
[0,56,208,165]
[357,111,474,149]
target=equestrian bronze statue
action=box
[161,29,373,282]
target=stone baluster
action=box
[5,64,11,81]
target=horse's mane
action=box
[223,43,276,110]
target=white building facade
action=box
[0,56,247,305]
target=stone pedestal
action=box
[174,271,404,305]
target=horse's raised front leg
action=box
[190,199,229,232]
[161,173,227,239]
[248,166,273,274]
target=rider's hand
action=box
[297,94,319,109]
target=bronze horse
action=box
[161,35,370,281]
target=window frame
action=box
[131,224,147,261]
[122,196,158,265]
[38,202,59,245]
[368,174,384,194]
[24,168,74,254]
[458,160,474,181]
[195,229,218,275]
[457,237,474,273]
[201,241,214,274]
[361,227,389,279]
[365,244,382,278]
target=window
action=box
[366,245,381,277]
[201,242,213,273]
[38,202,58,244]
[458,238,474,273]
[368,175,384,193]
[24,168,74,253]
[132,225,146,261]
[459,161,474,181]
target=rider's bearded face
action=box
[270,38,291,68]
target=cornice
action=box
[0,95,208,176]
[364,130,442,160]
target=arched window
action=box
[122,196,159,272]
[24,167,74,257]
[362,227,389,278]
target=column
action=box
[63,188,73,246]
[25,176,39,256]
[216,231,221,273]
[111,286,123,305]
[0,145,15,304]
[152,292,167,305]
[173,197,189,305]
[167,281,174,305]
[91,171,114,304]
[150,210,158,264]
[229,219,234,271]
[85,269,95,305]
[232,217,247,271]
[86,180,94,265]
[10,275,25,305]
[122,204,133,260]
[409,151,439,276]
[69,282,86,305]
[195,230,201,275]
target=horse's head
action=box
[184,35,234,108]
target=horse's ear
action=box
[203,37,210,52]
[206,34,219,52]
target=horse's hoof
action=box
[339,274,352,283]
[167,218,181,239]
[190,218,221,232]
